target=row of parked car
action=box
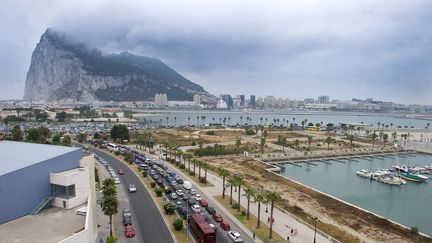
[139,152,244,242]
[94,154,136,238]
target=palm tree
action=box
[253,190,267,228]
[188,116,191,126]
[197,160,203,180]
[196,116,200,126]
[347,135,355,148]
[174,116,177,126]
[294,139,300,150]
[227,176,236,205]
[219,168,230,199]
[281,137,287,152]
[235,175,245,212]
[260,117,263,125]
[203,161,209,184]
[103,194,118,236]
[260,137,266,154]
[392,131,397,143]
[235,138,241,154]
[307,136,313,151]
[240,116,243,126]
[325,136,332,150]
[243,186,255,219]
[192,159,197,176]
[266,191,282,239]
[372,132,378,147]
[166,116,169,126]
[377,122,381,130]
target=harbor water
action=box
[279,153,432,236]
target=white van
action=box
[182,181,192,190]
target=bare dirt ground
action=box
[202,156,431,243]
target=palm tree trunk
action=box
[237,185,241,212]
[198,166,201,179]
[204,168,207,184]
[269,201,274,238]
[230,185,233,205]
[109,214,113,236]
[193,163,196,176]
[222,176,226,199]
[188,159,191,173]
[247,197,250,219]
[257,202,261,228]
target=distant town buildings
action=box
[154,93,168,107]
[193,94,201,106]
[318,95,330,104]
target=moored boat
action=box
[400,172,427,182]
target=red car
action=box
[199,199,208,208]
[220,221,231,230]
[125,225,135,238]
[118,169,124,175]
[212,213,223,222]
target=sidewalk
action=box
[144,146,331,243]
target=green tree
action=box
[77,132,87,143]
[294,139,300,150]
[347,135,355,148]
[173,218,183,231]
[110,124,130,143]
[103,195,118,236]
[307,136,313,151]
[235,175,244,212]
[325,136,332,150]
[280,137,287,152]
[93,132,101,140]
[235,138,241,155]
[253,190,267,228]
[106,236,117,243]
[227,176,236,205]
[243,186,255,219]
[383,133,389,143]
[38,127,50,144]
[260,137,266,154]
[62,135,72,146]
[266,191,282,239]
[25,128,36,142]
[219,168,230,199]
[12,125,23,141]
[371,132,378,148]
[163,202,176,214]
[52,134,61,144]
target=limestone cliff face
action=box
[24,29,209,102]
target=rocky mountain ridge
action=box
[24,29,209,102]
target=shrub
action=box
[199,177,206,183]
[173,218,184,231]
[114,151,120,156]
[231,203,238,209]
[106,235,117,243]
[191,141,196,146]
[205,130,215,135]
[154,187,163,197]
[179,164,185,169]
[150,182,156,188]
[164,202,176,215]
[241,210,247,216]
[410,226,418,234]
[189,171,195,176]
[142,171,148,177]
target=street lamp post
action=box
[313,217,318,243]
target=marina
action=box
[278,152,432,236]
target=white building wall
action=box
[50,168,90,209]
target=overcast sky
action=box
[1,0,431,105]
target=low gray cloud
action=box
[0,0,431,104]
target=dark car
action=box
[187,198,197,206]
[206,206,216,215]
[152,174,160,180]
[177,206,187,219]
[157,178,164,185]
[118,169,124,175]
[164,185,172,194]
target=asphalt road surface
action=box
[90,148,175,243]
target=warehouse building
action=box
[0,141,82,224]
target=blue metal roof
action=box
[0,141,80,176]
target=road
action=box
[132,147,256,243]
[90,147,175,243]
